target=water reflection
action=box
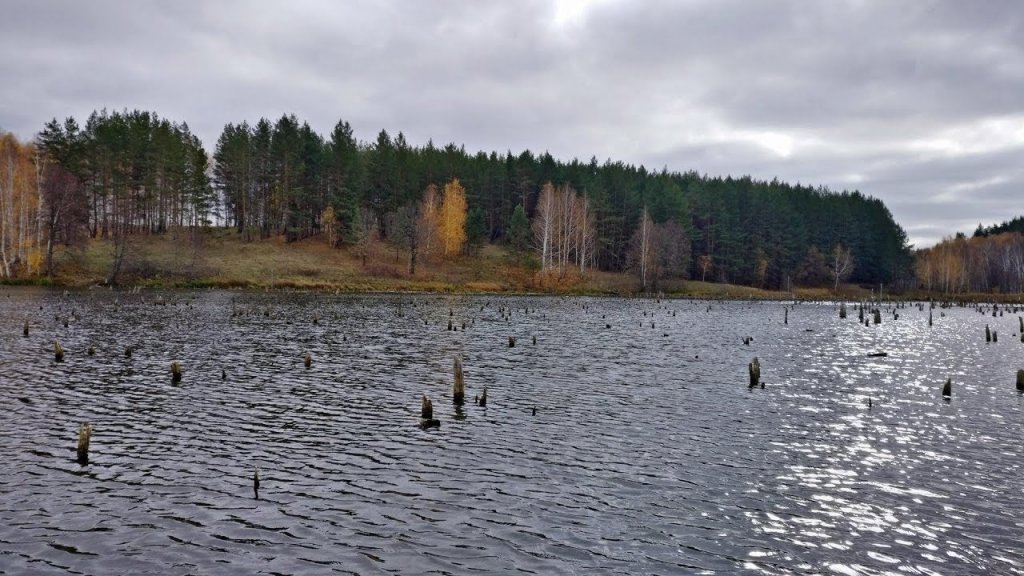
[1,290,1022,574]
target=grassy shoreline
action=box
[5,230,1023,303]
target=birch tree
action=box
[0,133,41,278]
[831,244,855,291]
[533,182,555,269]
[628,208,655,291]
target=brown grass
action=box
[42,229,1010,300]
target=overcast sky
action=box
[2,0,1021,247]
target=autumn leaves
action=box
[421,179,469,259]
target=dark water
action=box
[1,287,1023,575]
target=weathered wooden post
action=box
[420,396,440,428]
[993,330,998,343]
[77,423,92,465]
[929,309,933,327]
[839,302,847,319]
[942,377,951,398]
[125,346,133,358]
[54,340,65,362]
[171,361,182,383]
[784,308,788,325]
[1017,370,1024,391]
[23,319,29,337]
[304,352,312,369]
[873,309,882,324]
[253,466,260,499]
[479,386,488,407]
[453,356,465,406]
[508,336,516,348]
[748,357,761,387]
[986,324,992,343]
[87,346,95,356]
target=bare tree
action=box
[40,164,85,277]
[532,182,596,278]
[831,244,855,291]
[533,182,555,269]
[627,208,656,291]
[351,205,378,267]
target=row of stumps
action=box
[420,356,500,429]
[943,371,1024,398]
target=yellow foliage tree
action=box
[0,132,41,278]
[439,179,467,258]
[417,184,441,260]
[321,205,339,247]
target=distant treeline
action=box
[12,108,916,289]
[916,230,1024,294]
[974,216,1024,238]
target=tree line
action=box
[4,108,918,291]
[915,231,1024,294]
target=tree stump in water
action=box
[942,377,951,398]
[453,357,465,406]
[748,357,761,388]
[77,423,92,465]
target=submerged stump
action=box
[1017,370,1024,391]
[420,397,440,428]
[304,352,312,369]
[986,324,992,343]
[748,357,761,388]
[873,309,882,324]
[839,302,847,319]
[23,319,29,337]
[942,377,952,398]
[77,422,92,465]
[479,386,488,408]
[54,340,65,362]
[171,361,182,383]
[508,336,515,348]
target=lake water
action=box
[1,288,1023,575]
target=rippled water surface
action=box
[2,287,1023,575]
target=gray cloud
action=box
[2,0,1022,248]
